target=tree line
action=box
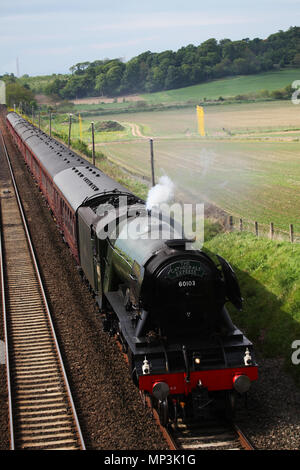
[0,76,37,109]
[43,27,300,99]
[1,26,300,105]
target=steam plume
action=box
[146,175,175,211]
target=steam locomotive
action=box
[6,111,258,425]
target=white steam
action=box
[146,175,175,211]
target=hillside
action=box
[141,68,300,104]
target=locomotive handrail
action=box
[182,345,190,383]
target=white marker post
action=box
[0,81,6,105]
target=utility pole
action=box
[16,57,20,78]
[150,138,155,186]
[49,111,52,137]
[68,113,72,148]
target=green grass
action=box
[40,114,134,143]
[93,154,149,200]
[141,68,300,104]
[205,231,300,384]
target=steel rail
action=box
[167,418,255,451]
[233,423,255,450]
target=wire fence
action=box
[226,215,300,243]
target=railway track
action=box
[0,131,85,450]
[142,391,254,450]
[168,418,254,450]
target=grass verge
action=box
[205,231,300,385]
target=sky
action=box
[1,0,300,76]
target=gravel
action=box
[235,355,300,450]
[1,109,300,450]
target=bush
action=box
[6,82,36,107]
[89,120,125,132]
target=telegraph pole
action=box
[150,138,155,186]
[68,113,72,148]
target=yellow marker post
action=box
[197,105,205,136]
[78,113,82,140]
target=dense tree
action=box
[95,73,107,96]
[5,82,36,108]
[44,77,68,96]
[40,26,300,99]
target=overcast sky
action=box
[1,0,299,76]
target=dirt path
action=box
[128,122,148,138]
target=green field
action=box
[141,68,300,104]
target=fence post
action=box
[270,222,274,240]
[255,221,258,237]
[239,218,243,232]
[229,216,233,232]
[290,224,294,243]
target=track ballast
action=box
[0,131,85,450]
